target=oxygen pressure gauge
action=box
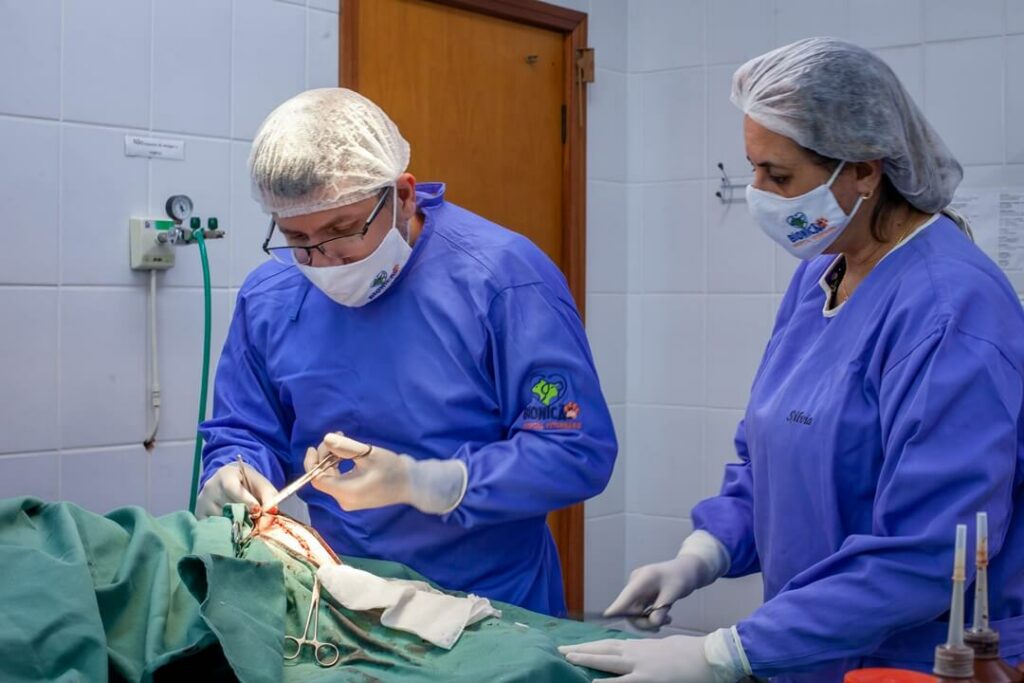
[165,194,194,223]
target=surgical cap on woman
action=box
[249,88,411,217]
[731,37,962,213]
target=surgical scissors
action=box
[284,576,341,667]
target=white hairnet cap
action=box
[249,88,411,217]
[731,37,962,213]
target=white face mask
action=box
[746,161,864,260]
[297,189,412,307]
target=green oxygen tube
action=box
[188,218,214,514]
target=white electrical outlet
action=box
[130,217,176,270]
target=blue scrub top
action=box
[694,215,1024,680]
[201,183,617,616]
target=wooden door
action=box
[341,0,589,612]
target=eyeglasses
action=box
[262,186,392,266]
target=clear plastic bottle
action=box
[964,514,1024,683]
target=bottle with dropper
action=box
[964,513,1023,683]
[934,524,980,682]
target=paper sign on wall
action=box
[949,188,1024,276]
[124,135,185,160]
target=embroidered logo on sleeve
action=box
[523,374,583,431]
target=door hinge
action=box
[575,48,595,84]
[561,104,567,144]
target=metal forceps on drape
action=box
[284,575,341,667]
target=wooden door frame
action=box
[339,0,589,614]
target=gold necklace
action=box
[838,218,919,303]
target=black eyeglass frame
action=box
[261,186,393,265]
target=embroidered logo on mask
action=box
[367,264,402,302]
[786,212,832,244]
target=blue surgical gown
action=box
[693,215,1024,681]
[200,183,617,616]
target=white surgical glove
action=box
[559,630,749,683]
[605,531,730,630]
[306,433,468,514]
[196,461,279,519]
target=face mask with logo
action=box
[297,186,412,307]
[746,160,864,260]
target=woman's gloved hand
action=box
[603,554,721,630]
[560,632,746,683]
[306,432,467,514]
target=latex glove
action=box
[561,630,749,683]
[306,433,468,514]
[559,635,715,683]
[604,554,720,630]
[196,461,279,519]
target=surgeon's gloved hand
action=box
[306,432,468,515]
[560,631,747,683]
[196,461,279,520]
[605,531,729,630]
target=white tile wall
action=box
[0,0,61,119]
[773,0,848,47]
[849,0,921,49]
[585,513,626,612]
[0,289,59,454]
[641,182,705,292]
[231,141,273,286]
[61,446,149,513]
[0,453,60,501]
[706,63,747,187]
[231,0,307,140]
[639,295,704,406]
[1011,2,1024,35]
[626,406,704,517]
[924,0,1005,42]
[309,0,340,13]
[587,405,626,518]
[62,0,151,129]
[587,294,627,405]
[588,69,628,183]
[148,441,196,516]
[153,289,233,441]
[628,0,704,72]
[706,0,773,66]
[705,295,774,409]
[307,9,341,90]
[0,0,332,517]
[61,124,151,287]
[706,180,775,294]
[587,181,629,293]
[0,117,61,285]
[1008,35,1024,164]
[626,186,645,293]
[60,287,148,449]
[925,38,1005,166]
[152,0,233,138]
[634,68,706,182]
[590,0,628,72]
